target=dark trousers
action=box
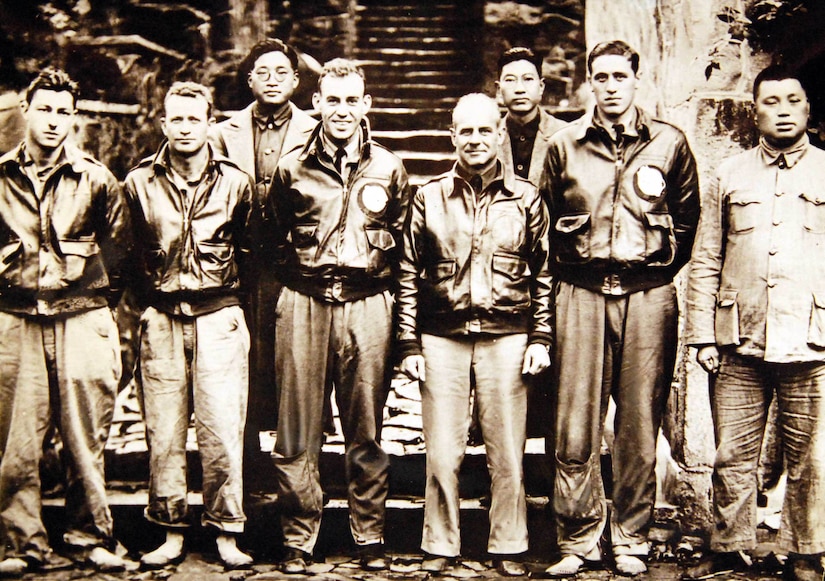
[553,281,677,557]
[272,288,392,554]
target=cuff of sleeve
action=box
[396,339,422,360]
[528,333,553,350]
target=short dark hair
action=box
[25,67,79,106]
[498,47,543,77]
[239,38,300,76]
[317,58,366,92]
[587,40,639,75]
[164,81,214,118]
[752,64,807,100]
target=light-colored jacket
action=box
[209,102,316,182]
[501,107,567,188]
[686,137,825,362]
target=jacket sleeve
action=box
[685,169,724,347]
[525,186,553,347]
[387,158,412,291]
[96,169,132,308]
[666,134,701,275]
[395,187,425,359]
[263,165,295,277]
[233,175,256,295]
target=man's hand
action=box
[400,354,426,382]
[522,343,551,375]
[696,345,720,375]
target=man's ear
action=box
[292,71,300,90]
[312,92,321,112]
[449,126,457,148]
[362,93,372,114]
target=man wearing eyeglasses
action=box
[210,39,316,490]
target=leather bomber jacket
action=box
[124,143,254,316]
[396,164,553,358]
[544,107,700,294]
[265,121,411,302]
[0,143,131,316]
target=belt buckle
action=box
[601,273,623,296]
[331,280,343,301]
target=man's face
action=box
[161,95,212,157]
[497,60,544,117]
[248,51,298,107]
[22,89,75,152]
[589,54,638,122]
[451,101,503,170]
[313,73,371,144]
[755,78,810,148]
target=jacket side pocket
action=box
[714,289,740,346]
[807,292,825,349]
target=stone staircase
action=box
[355,0,485,184]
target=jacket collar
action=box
[575,105,652,143]
[1,141,88,176]
[149,141,223,178]
[449,160,517,196]
[299,118,373,164]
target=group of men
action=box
[0,32,822,581]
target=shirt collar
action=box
[576,105,650,143]
[252,102,292,131]
[759,133,809,169]
[320,130,361,165]
[507,112,541,135]
[454,160,503,194]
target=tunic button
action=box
[267,123,274,130]
[264,148,273,155]
[769,248,778,255]
[519,135,526,142]
[517,164,524,171]
[767,280,776,288]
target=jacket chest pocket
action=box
[800,192,825,234]
[364,227,395,274]
[553,212,590,263]
[58,238,100,284]
[491,252,531,308]
[726,193,761,234]
[196,241,235,287]
[290,223,319,265]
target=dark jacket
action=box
[544,106,700,295]
[124,143,254,316]
[0,143,131,316]
[266,120,411,302]
[396,164,553,358]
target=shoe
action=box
[359,543,388,571]
[0,558,31,578]
[422,553,453,573]
[683,551,751,580]
[87,547,126,572]
[279,547,310,574]
[786,554,825,581]
[544,545,602,578]
[494,558,527,576]
[615,554,647,576]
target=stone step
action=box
[371,95,462,108]
[368,106,453,131]
[358,58,480,73]
[369,84,470,100]
[401,157,455,180]
[357,36,464,49]
[373,129,453,152]
[354,47,467,61]
[356,3,464,16]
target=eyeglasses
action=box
[252,68,292,82]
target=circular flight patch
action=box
[358,183,390,215]
[633,165,666,202]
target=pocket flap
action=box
[433,259,456,282]
[801,192,825,206]
[813,292,825,309]
[492,253,528,281]
[555,213,590,233]
[58,239,99,257]
[1,240,23,264]
[644,212,674,229]
[365,228,396,251]
[291,223,318,247]
[717,289,738,308]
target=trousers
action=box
[711,352,825,554]
[137,305,249,532]
[0,308,120,562]
[420,333,529,557]
[273,288,392,553]
[553,281,677,557]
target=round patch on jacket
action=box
[358,183,390,215]
[633,165,666,201]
